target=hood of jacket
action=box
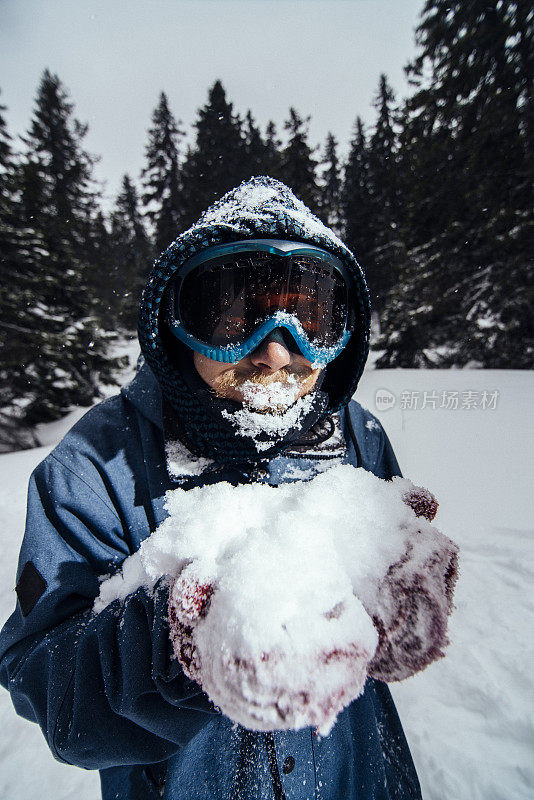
[138,176,371,465]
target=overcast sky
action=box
[1,0,423,209]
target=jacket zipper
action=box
[264,732,287,800]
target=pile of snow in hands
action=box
[95,464,458,735]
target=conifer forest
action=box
[0,1,533,449]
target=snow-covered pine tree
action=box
[319,132,342,233]
[342,117,375,286]
[11,70,122,427]
[280,107,319,214]
[514,2,534,190]
[141,92,185,255]
[82,209,116,330]
[111,175,152,330]
[181,80,248,226]
[366,74,404,314]
[449,1,534,367]
[0,92,21,348]
[0,92,42,449]
[377,1,534,368]
[374,67,461,367]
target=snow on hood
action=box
[138,176,371,414]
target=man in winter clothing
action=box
[0,177,422,799]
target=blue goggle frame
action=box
[166,239,353,367]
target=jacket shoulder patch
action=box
[15,561,47,617]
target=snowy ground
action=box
[0,347,533,799]
[357,359,534,800]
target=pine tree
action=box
[513,1,534,193]
[243,110,268,177]
[142,92,185,255]
[11,70,121,427]
[264,120,282,179]
[280,108,319,213]
[83,209,115,329]
[341,117,375,285]
[0,91,19,297]
[378,1,534,368]
[181,80,248,226]
[111,175,152,330]
[366,74,403,312]
[0,91,11,167]
[0,92,41,449]
[319,132,342,233]
[369,75,399,217]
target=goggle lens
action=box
[177,253,349,350]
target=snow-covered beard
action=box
[213,365,321,413]
[212,366,324,452]
[159,344,329,466]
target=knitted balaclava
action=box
[138,177,371,466]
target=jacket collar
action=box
[121,360,163,430]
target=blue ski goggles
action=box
[164,239,354,366]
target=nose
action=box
[249,330,292,373]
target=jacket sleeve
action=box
[374,425,402,480]
[345,400,403,480]
[0,453,217,770]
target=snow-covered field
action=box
[0,351,533,799]
[357,362,534,800]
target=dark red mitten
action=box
[402,486,439,521]
[169,574,377,735]
[367,526,459,683]
[168,573,214,684]
[206,634,374,735]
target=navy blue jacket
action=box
[0,364,421,800]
